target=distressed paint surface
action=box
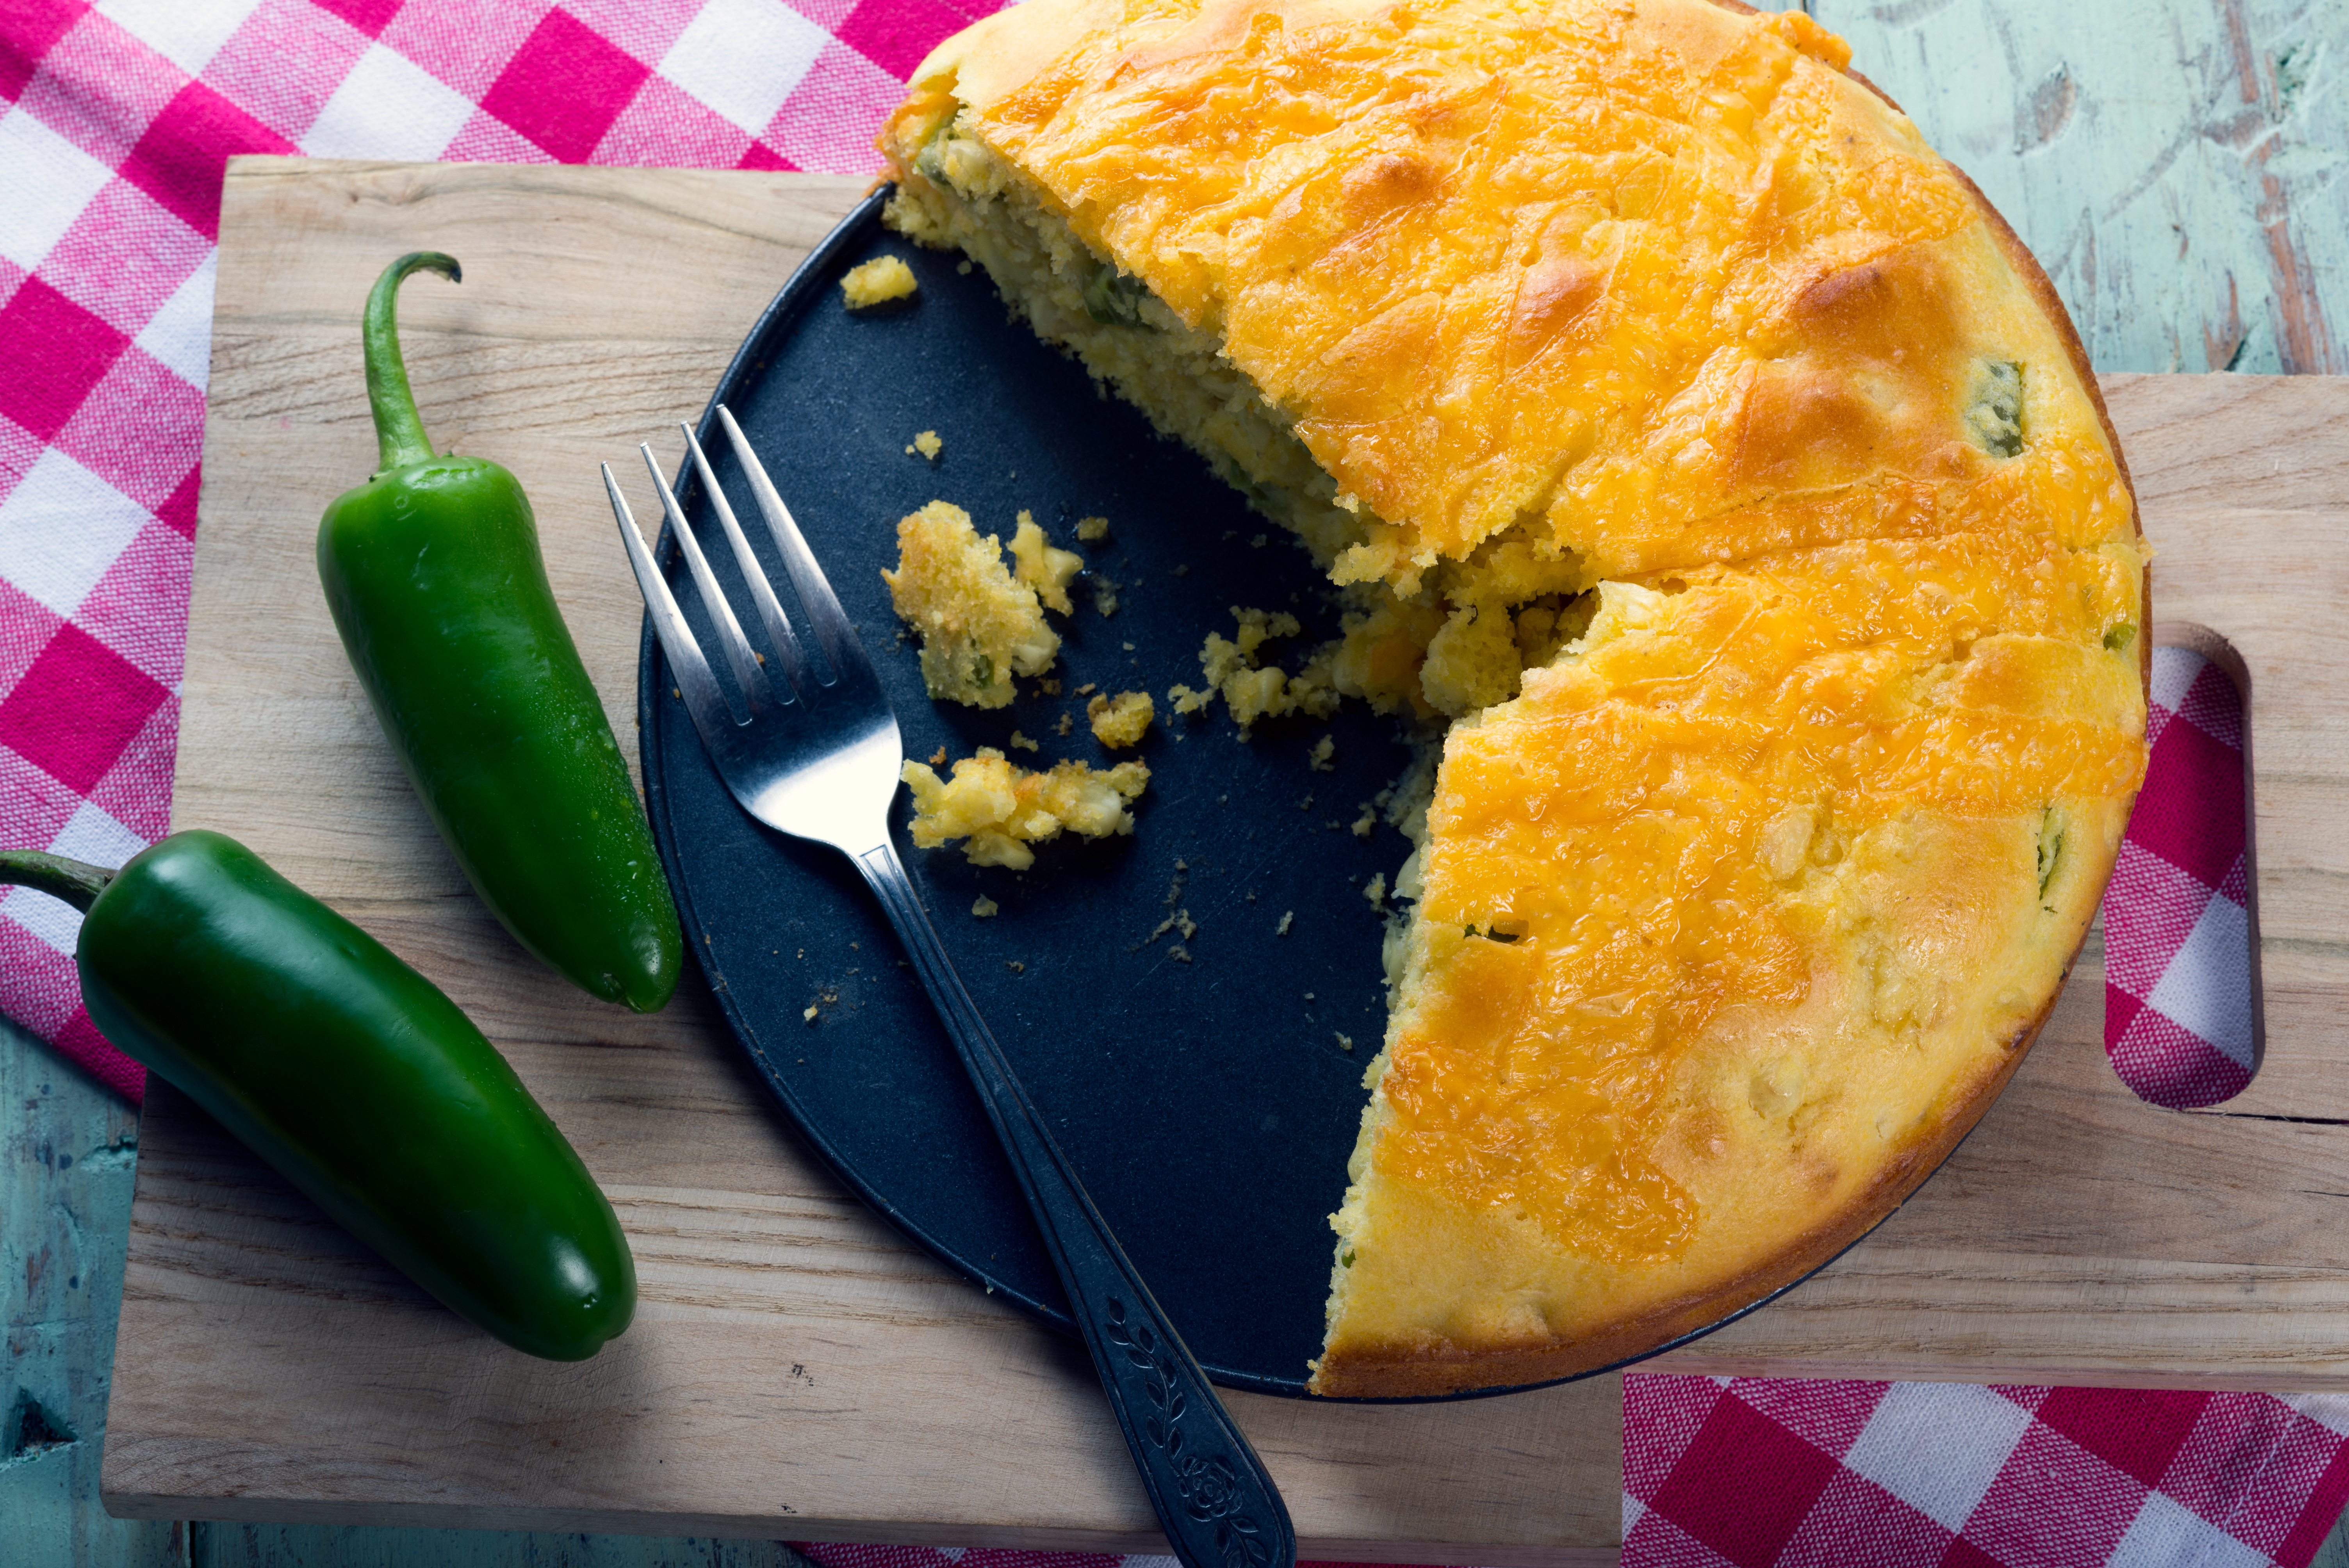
[0,1014,178,1566]
[7,1,2347,1563]
[1809,0,2348,374]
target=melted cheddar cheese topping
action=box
[1391,532,2144,1263]
[882,0,2151,1393]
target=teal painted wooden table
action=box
[7,1,2345,1562]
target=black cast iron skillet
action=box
[635,189,1936,1400]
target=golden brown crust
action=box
[1311,991,2053,1399]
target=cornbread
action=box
[1087,690,1155,748]
[882,500,1060,707]
[880,0,2149,1395]
[908,429,944,460]
[1009,510,1084,612]
[1170,607,1344,728]
[902,747,1151,868]
[840,254,918,309]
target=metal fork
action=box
[604,406,1294,1568]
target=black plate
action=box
[634,192,1880,1399]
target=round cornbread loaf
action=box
[880,0,2149,1397]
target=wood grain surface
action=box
[97,159,1623,1562]
[98,150,2349,1553]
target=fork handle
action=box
[854,840,1298,1568]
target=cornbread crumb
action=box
[803,1004,819,1023]
[971,896,1000,918]
[882,500,1059,707]
[1168,683,1212,715]
[1335,1033,1354,1052]
[901,747,1149,869]
[1009,510,1082,613]
[1093,577,1121,617]
[1076,515,1110,541]
[906,429,943,460]
[1056,712,1075,737]
[1088,690,1155,748]
[1182,607,1343,729]
[841,255,917,309]
[1352,802,1376,838]
[1309,735,1336,772]
[1009,730,1040,753]
[1278,911,1294,935]
[1147,907,1198,944]
[1363,872,1388,911]
[929,746,948,766]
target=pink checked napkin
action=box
[1,4,2335,1563]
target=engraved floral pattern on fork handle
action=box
[857,840,1294,1568]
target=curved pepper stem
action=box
[0,850,115,913]
[364,251,462,474]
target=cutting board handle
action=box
[2139,621,2265,1093]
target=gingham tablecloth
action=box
[2,4,2337,1563]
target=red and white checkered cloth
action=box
[2,4,2336,1563]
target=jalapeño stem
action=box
[0,850,115,913]
[363,251,461,474]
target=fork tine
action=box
[639,444,776,710]
[679,421,814,698]
[604,463,735,751]
[715,404,868,685]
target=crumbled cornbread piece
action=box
[1009,510,1082,613]
[1308,735,1335,772]
[1087,690,1155,748]
[906,429,943,460]
[841,255,918,309]
[882,500,1059,708]
[1147,907,1198,944]
[1076,515,1110,542]
[1093,577,1120,617]
[1352,802,1376,838]
[1419,602,1525,717]
[1056,712,1075,737]
[1363,872,1388,911]
[1178,607,1343,729]
[1009,730,1040,752]
[1335,1033,1354,1052]
[1277,911,1294,935]
[971,896,1000,918]
[901,747,1149,869]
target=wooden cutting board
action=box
[97,157,2349,1557]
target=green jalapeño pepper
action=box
[318,252,681,1013]
[1,831,635,1360]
